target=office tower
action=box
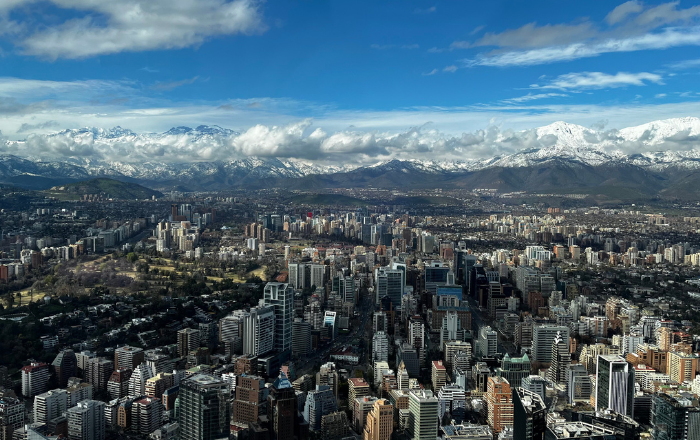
[304,385,338,431]
[243,305,275,356]
[219,312,245,355]
[177,374,229,440]
[478,326,498,358]
[408,317,426,367]
[52,349,77,388]
[291,318,311,359]
[317,362,339,399]
[321,411,349,439]
[566,364,592,405]
[596,355,634,417]
[67,400,105,440]
[513,388,546,440]
[267,372,296,440]
[667,352,699,384]
[363,398,393,440]
[129,364,154,397]
[431,361,447,393]
[532,325,570,363]
[437,384,467,423]
[547,332,571,385]
[372,331,389,362]
[496,354,531,388]
[107,369,132,400]
[323,310,338,340]
[397,362,410,391]
[310,264,325,290]
[375,267,404,307]
[21,362,49,398]
[232,375,265,424]
[114,346,144,371]
[407,390,438,440]
[444,341,472,373]
[349,378,370,404]
[287,263,305,290]
[264,282,295,353]
[397,344,420,378]
[487,377,513,434]
[131,397,163,436]
[354,396,379,433]
[339,276,355,305]
[34,389,68,425]
[177,328,200,358]
[651,393,700,440]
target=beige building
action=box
[363,398,393,440]
[667,352,699,384]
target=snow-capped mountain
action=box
[3,118,700,192]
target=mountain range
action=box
[3,118,700,201]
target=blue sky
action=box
[2,0,700,162]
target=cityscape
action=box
[2,1,700,440]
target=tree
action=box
[126,252,138,264]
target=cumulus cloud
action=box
[8,0,266,59]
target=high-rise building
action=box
[145,352,172,376]
[52,350,77,388]
[408,317,427,367]
[372,331,389,362]
[34,389,68,425]
[145,372,174,400]
[547,332,571,385]
[407,390,438,440]
[114,346,144,371]
[596,355,634,418]
[177,374,229,440]
[177,328,200,358]
[397,344,420,378]
[349,378,370,404]
[128,364,154,397]
[566,364,592,405]
[264,282,295,353]
[496,353,531,388]
[67,400,105,440]
[513,388,546,440]
[107,369,132,400]
[310,264,325,290]
[375,268,404,307]
[532,325,570,363]
[317,362,339,399]
[354,396,379,433]
[363,398,393,440]
[487,377,513,434]
[292,318,312,358]
[243,305,275,356]
[219,312,245,355]
[437,384,467,423]
[131,397,163,436]
[232,375,265,424]
[267,372,296,440]
[21,362,49,398]
[323,311,338,340]
[478,325,498,358]
[85,358,113,391]
[667,352,699,384]
[431,361,447,393]
[651,392,700,440]
[304,385,338,431]
[321,411,349,440]
[0,392,25,436]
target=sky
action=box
[2,0,700,163]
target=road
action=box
[467,296,516,356]
[296,294,373,376]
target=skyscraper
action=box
[487,377,513,434]
[34,389,68,425]
[363,398,393,440]
[264,282,295,353]
[232,375,265,424]
[532,325,570,363]
[292,318,312,358]
[304,385,338,431]
[547,332,570,385]
[267,372,296,440]
[243,305,275,356]
[407,390,438,440]
[513,388,546,440]
[596,355,634,418]
[177,374,229,440]
[21,362,49,398]
[651,392,700,440]
[177,328,200,358]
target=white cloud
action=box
[655,93,667,98]
[467,27,700,67]
[413,6,436,14]
[469,22,595,49]
[667,58,700,69]
[531,71,663,90]
[605,1,643,25]
[9,0,266,59]
[422,69,438,76]
[443,65,458,73]
[502,93,568,103]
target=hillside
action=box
[46,178,163,200]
